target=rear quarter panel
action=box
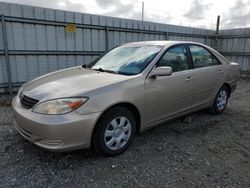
[209,47,240,93]
[224,62,241,92]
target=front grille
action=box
[20,94,39,109]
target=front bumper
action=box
[12,96,101,152]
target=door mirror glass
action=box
[149,66,172,77]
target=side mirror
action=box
[149,66,172,77]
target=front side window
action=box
[91,45,163,75]
[189,45,220,68]
[157,45,189,72]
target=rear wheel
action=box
[209,85,229,114]
[92,106,136,156]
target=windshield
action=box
[91,45,163,75]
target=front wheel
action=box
[92,106,136,156]
[209,85,229,114]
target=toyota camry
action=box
[12,41,240,156]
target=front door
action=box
[145,45,194,126]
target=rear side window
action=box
[157,45,189,72]
[189,45,220,68]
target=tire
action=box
[209,85,229,114]
[92,106,136,156]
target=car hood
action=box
[21,66,131,101]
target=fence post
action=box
[215,15,220,50]
[105,26,109,51]
[1,15,12,94]
[165,32,169,40]
[205,36,208,45]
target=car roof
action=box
[122,40,206,47]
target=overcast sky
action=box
[1,0,250,29]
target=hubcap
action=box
[104,116,132,150]
[216,89,227,111]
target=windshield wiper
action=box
[92,68,117,74]
[82,64,91,69]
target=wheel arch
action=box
[223,83,232,97]
[90,102,141,147]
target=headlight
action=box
[32,97,88,115]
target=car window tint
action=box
[157,46,189,72]
[189,45,221,68]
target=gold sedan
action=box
[12,41,240,156]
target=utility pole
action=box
[142,1,144,22]
[215,15,220,50]
[141,1,144,40]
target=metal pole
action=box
[105,26,109,51]
[215,15,220,50]
[142,1,144,22]
[1,15,12,94]
[141,2,144,41]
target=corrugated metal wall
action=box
[0,2,215,92]
[218,29,250,73]
[2,2,250,93]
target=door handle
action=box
[185,76,193,82]
[217,69,224,74]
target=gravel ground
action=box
[0,79,249,188]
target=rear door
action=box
[188,44,225,108]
